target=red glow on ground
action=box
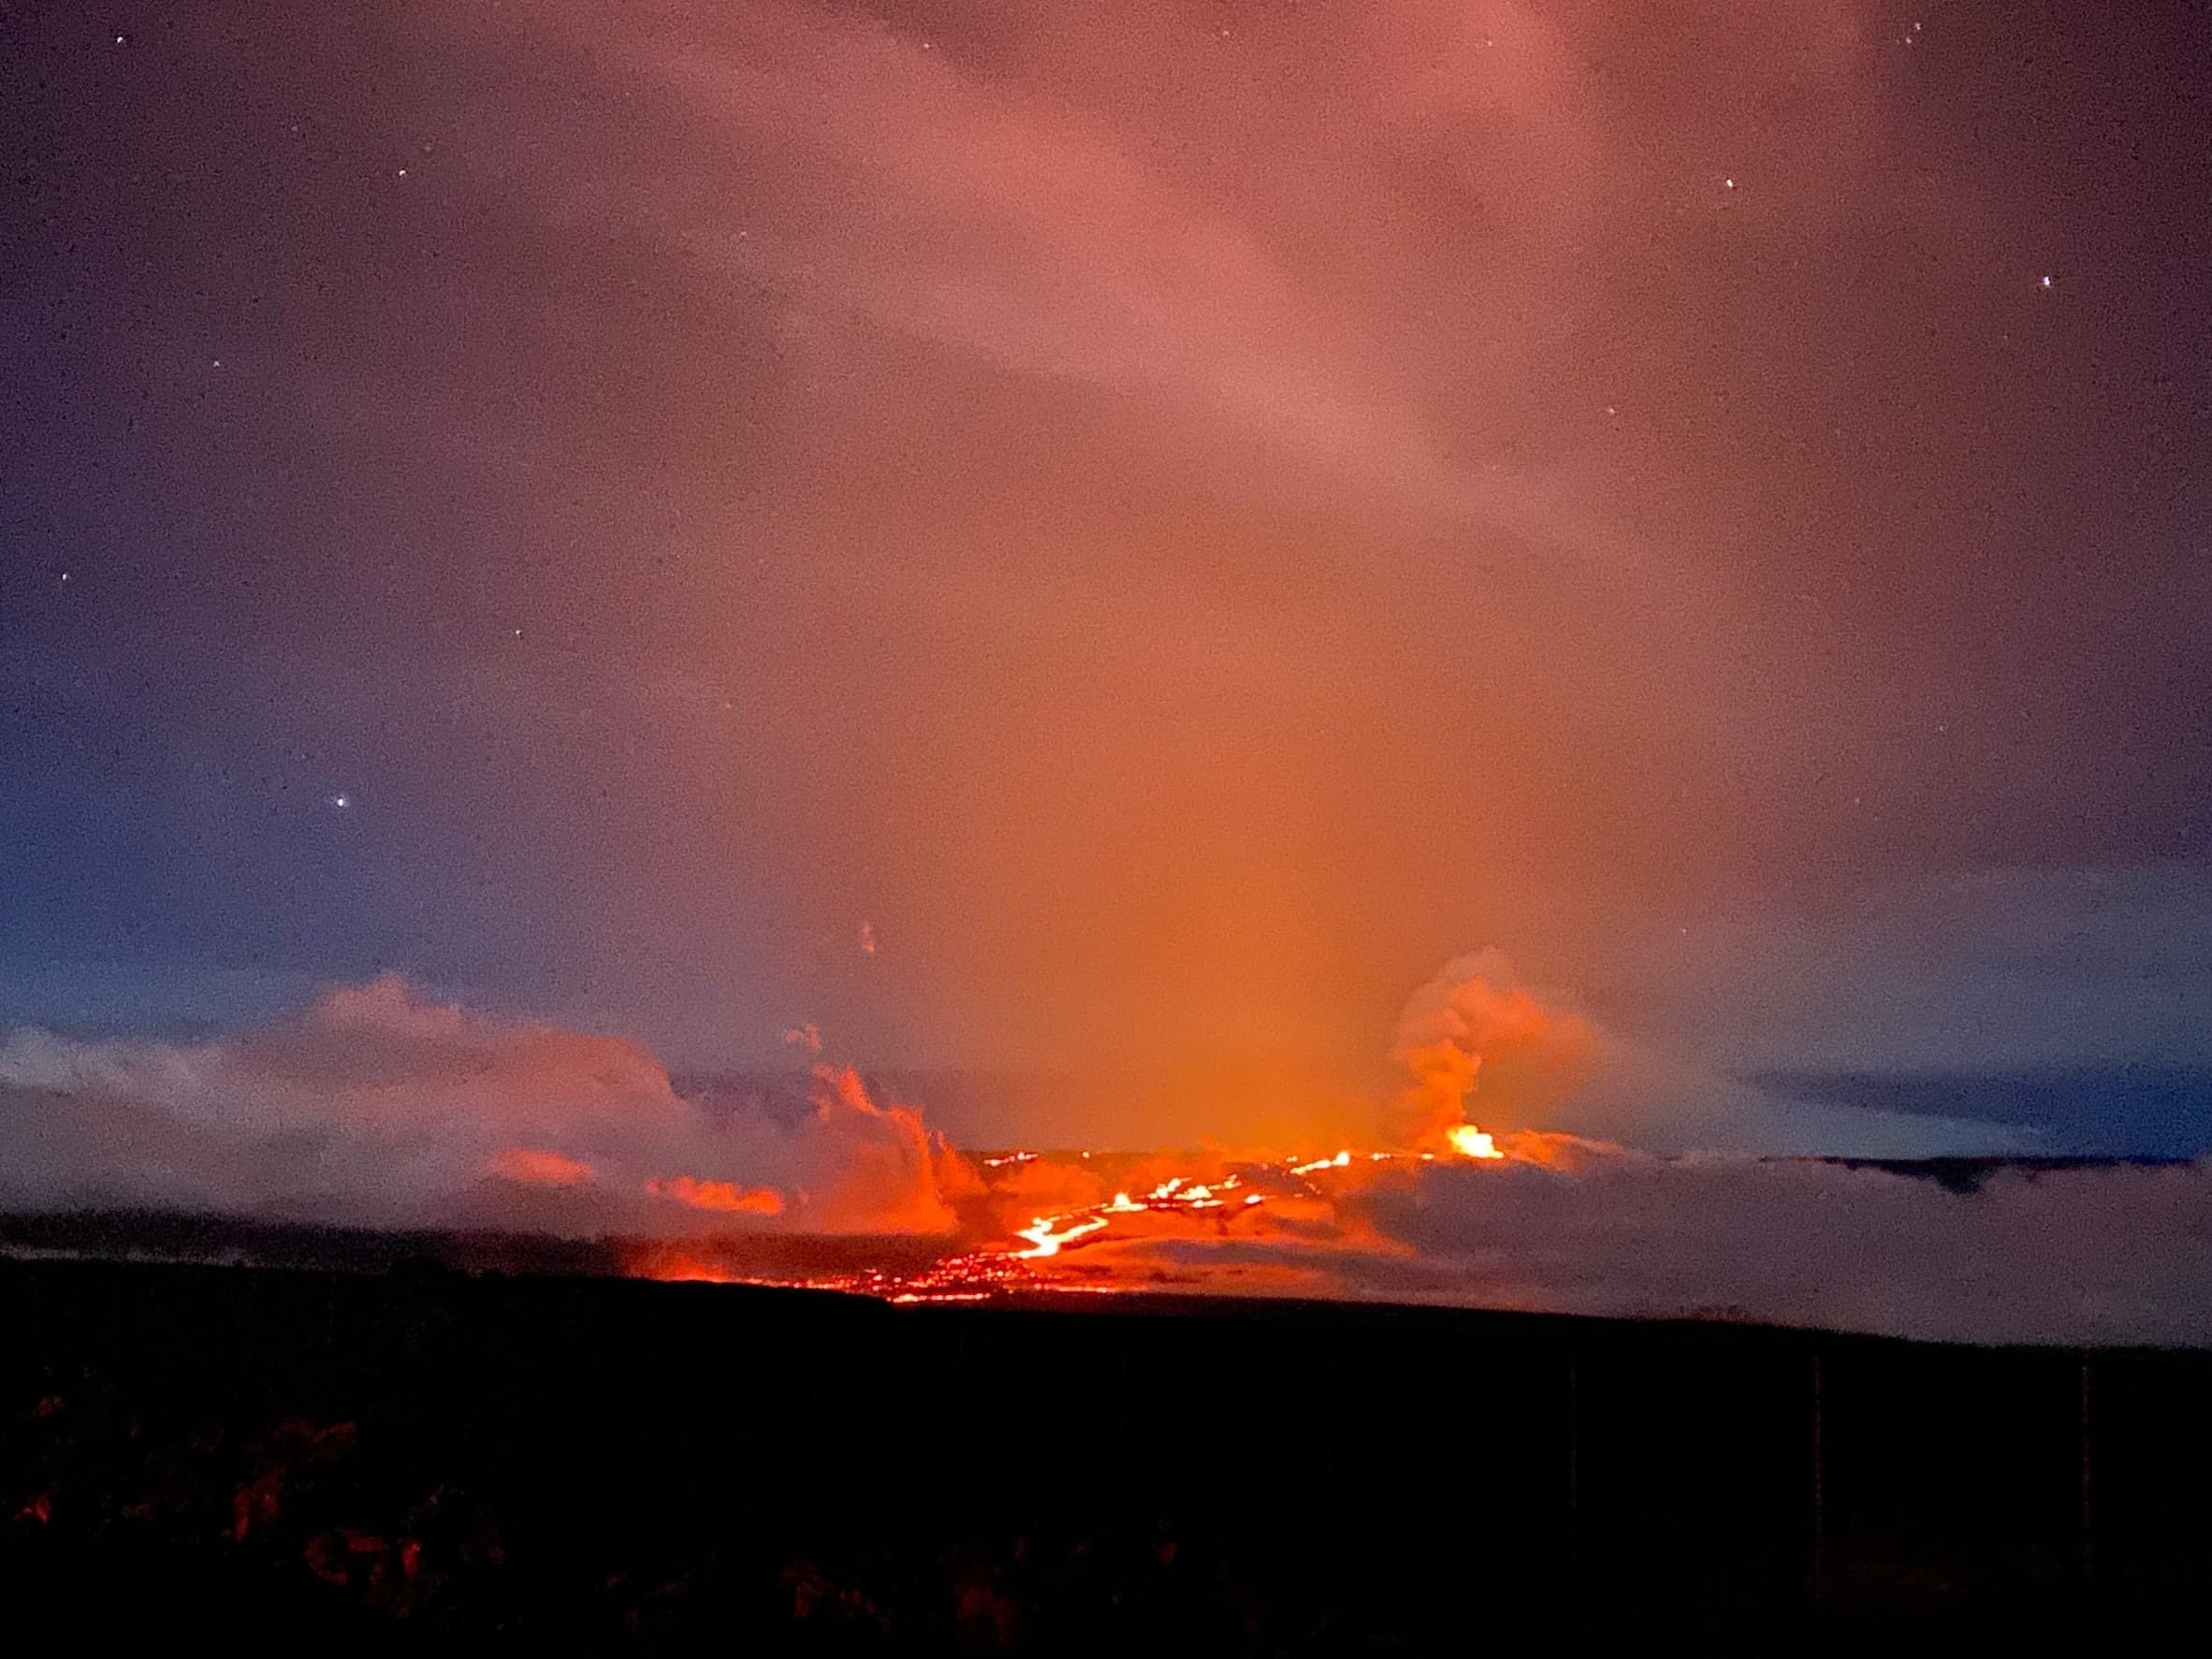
[621,1126,1559,1304]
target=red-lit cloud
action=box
[488,1147,598,1188]
[648,1175,784,1216]
[0,976,962,1236]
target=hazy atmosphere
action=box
[5,3,2210,1340]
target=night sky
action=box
[5,1,2208,1155]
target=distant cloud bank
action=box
[5,970,2208,1346]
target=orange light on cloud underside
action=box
[488,1146,597,1186]
[648,1175,786,1215]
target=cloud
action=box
[489,1147,598,1188]
[1619,865,2212,1078]
[11,1,2203,1149]
[408,0,1895,545]
[0,976,966,1236]
[1000,1142,2212,1346]
[1349,1149,2212,1346]
[647,1174,785,1216]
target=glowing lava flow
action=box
[631,1126,1520,1302]
[994,1129,1511,1276]
[1014,1215,1110,1258]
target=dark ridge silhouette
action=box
[4,1253,2208,1649]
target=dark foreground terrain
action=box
[4,1251,2208,1652]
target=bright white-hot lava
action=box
[1013,1215,1110,1258]
[1447,1124,1504,1160]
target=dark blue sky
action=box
[4,1,2207,1151]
